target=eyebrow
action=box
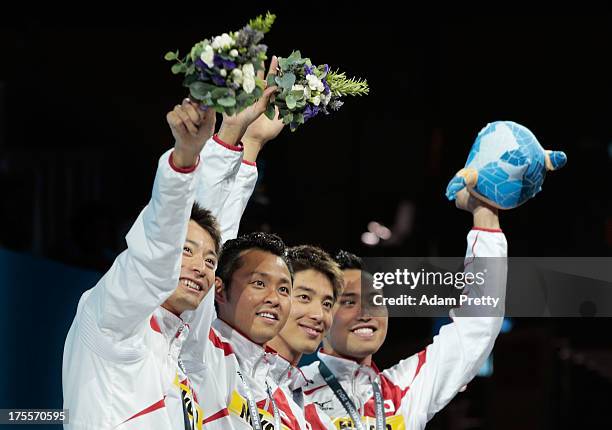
[252,271,291,284]
[295,286,334,302]
[185,239,218,258]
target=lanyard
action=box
[177,358,193,430]
[237,369,280,430]
[267,383,282,430]
[318,360,386,430]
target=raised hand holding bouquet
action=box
[165,12,275,115]
[267,50,369,131]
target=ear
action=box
[214,277,227,304]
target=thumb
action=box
[268,55,279,77]
[253,85,278,115]
[262,55,278,89]
[197,108,217,139]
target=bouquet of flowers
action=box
[266,50,369,131]
[165,12,275,115]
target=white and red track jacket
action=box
[62,136,256,430]
[182,317,312,430]
[273,355,336,430]
[299,229,508,430]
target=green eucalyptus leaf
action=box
[217,96,236,107]
[183,74,198,87]
[290,89,304,100]
[265,103,276,120]
[286,50,302,64]
[278,72,296,91]
[278,57,289,70]
[266,74,277,88]
[189,81,216,99]
[171,63,183,74]
[212,88,229,98]
[285,94,297,110]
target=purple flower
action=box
[211,75,226,86]
[320,64,329,79]
[303,104,320,121]
[195,58,209,70]
[322,78,330,94]
[214,56,237,70]
[304,64,314,75]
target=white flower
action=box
[220,69,227,77]
[310,95,321,106]
[291,84,304,92]
[200,45,215,68]
[229,49,239,57]
[306,74,320,91]
[323,92,332,105]
[243,76,256,94]
[306,74,324,92]
[211,33,234,50]
[232,68,243,84]
[242,63,255,78]
[303,85,312,99]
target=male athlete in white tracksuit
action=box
[62,91,275,429]
[298,196,507,430]
[181,108,317,428]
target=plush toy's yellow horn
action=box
[456,168,479,187]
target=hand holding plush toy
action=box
[446,121,567,209]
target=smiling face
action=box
[216,248,293,345]
[267,269,335,364]
[323,269,388,364]
[162,220,218,316]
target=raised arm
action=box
[83,104,216,342]
[218,106,284,242]
[384,189,507,421]
[193,57,280,229]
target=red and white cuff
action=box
[213,134,243,152]
[169,151,200,173]
[471,227,503,233]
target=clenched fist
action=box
[167,98,216,168]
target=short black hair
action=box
[288,245,344,301]
[334,250,363,271]
[216,232,293,293]
[190,202,221,254]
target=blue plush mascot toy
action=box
[446,121,567,209]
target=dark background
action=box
[1,7,611,429]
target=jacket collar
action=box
[212,318,278,378]
[317,349,380,382]
[154,306,188,340]
[266,350,311,391]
